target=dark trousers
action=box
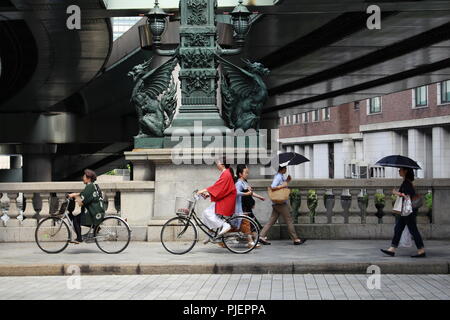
[69,213,83,242]
[391,211,424,249]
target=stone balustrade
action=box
[0,179,449,241]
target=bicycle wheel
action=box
[94,216,131,254]
[161,216,198,255]
[35,217,71,254]
[222,215,260,254]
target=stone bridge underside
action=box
[1,0,450,181]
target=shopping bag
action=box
[399,226,413,248]
[402,196,413,216]
[392,196,403,214]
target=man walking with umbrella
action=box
[377,155,426,258]
[259,152,308,245]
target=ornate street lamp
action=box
[143,0,169,48]
[230,0,253,47]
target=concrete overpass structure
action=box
[1,0,450,181]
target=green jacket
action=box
[80,183,105,226]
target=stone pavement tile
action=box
[390,275,427,300]
[232,274,252,300]
[344,274,373,300]
[323,275,348,300]
[335,274,360,300]
[193,274,220,300]
[94,275,137,300]
[121,274,162,300]
[282,274,296,300]
[293,275,308,300]
[270,274,283,300]
[244,274,262,300]
[257,274,272,300]
[416,274,450,299]
[139,275,173,300]
[353,274,385,300]
[79,275,121,300]
[184,274,217,300]
[154,274,183,299]
[410,275,446,300]
[314,275,335,300]
[218,274,242,300]
[108,275,151,300]
[168,274,198,300]
[206,274,232,300]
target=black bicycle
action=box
[160,191,260,254]
[35,198,131,254]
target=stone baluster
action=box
[22,193,37,226]
[6,193,20,226]
[39,193,51,220]
[349,189,362,224]
[55,193,67,215]
[331,189,344,223]
[382,189,395,224]
[298,190,310,224]
[315,189,327,224]
[366,189,379,224]
[105,191,117,216]
[325,190,335,224]
[340,189,351,224]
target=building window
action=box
[368,97,382,114]
[354,101,360,110]
[322,107,330,120]
[312,110,319,122]
[440,80,450,104]
[302,112,309,123]
[293,114,300,124]
[413,86,428,108]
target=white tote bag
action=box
[392,196,403,214]
[399,226,413,247]
[402,196,413,216]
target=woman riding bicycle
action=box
[68,169,105,244]
[197,157,236,244]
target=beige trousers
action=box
[260,203,298,240]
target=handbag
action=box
[402,196,413,216]
[267,187,290,204]
[392,196,403,214]
[411,194,423,209]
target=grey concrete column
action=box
[10,156,22,169]
[432,127,449,178]
[20,144,56,182]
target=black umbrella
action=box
[375,155,421,170]
[276,152,310,167]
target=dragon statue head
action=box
[127,59,153,82]
[242,59,270,76]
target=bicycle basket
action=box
[175,197,194,216]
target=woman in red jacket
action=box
[197,157,237,241]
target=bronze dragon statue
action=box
[219,56,270,131]
[128,56,178,137]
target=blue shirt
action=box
[271,173,287,204]
[235,179,249,214]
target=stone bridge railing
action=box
[0,179,449,241]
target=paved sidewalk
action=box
[1,274,449,300]
[0,240,449,276]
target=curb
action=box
[0,261,448,276]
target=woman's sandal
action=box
[294,239,307,245]
[259,237,271,245]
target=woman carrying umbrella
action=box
[377,156,426,258]
[259,152,308,245]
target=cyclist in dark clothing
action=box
[381,167,426,258]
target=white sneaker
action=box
[218,222,231,236]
